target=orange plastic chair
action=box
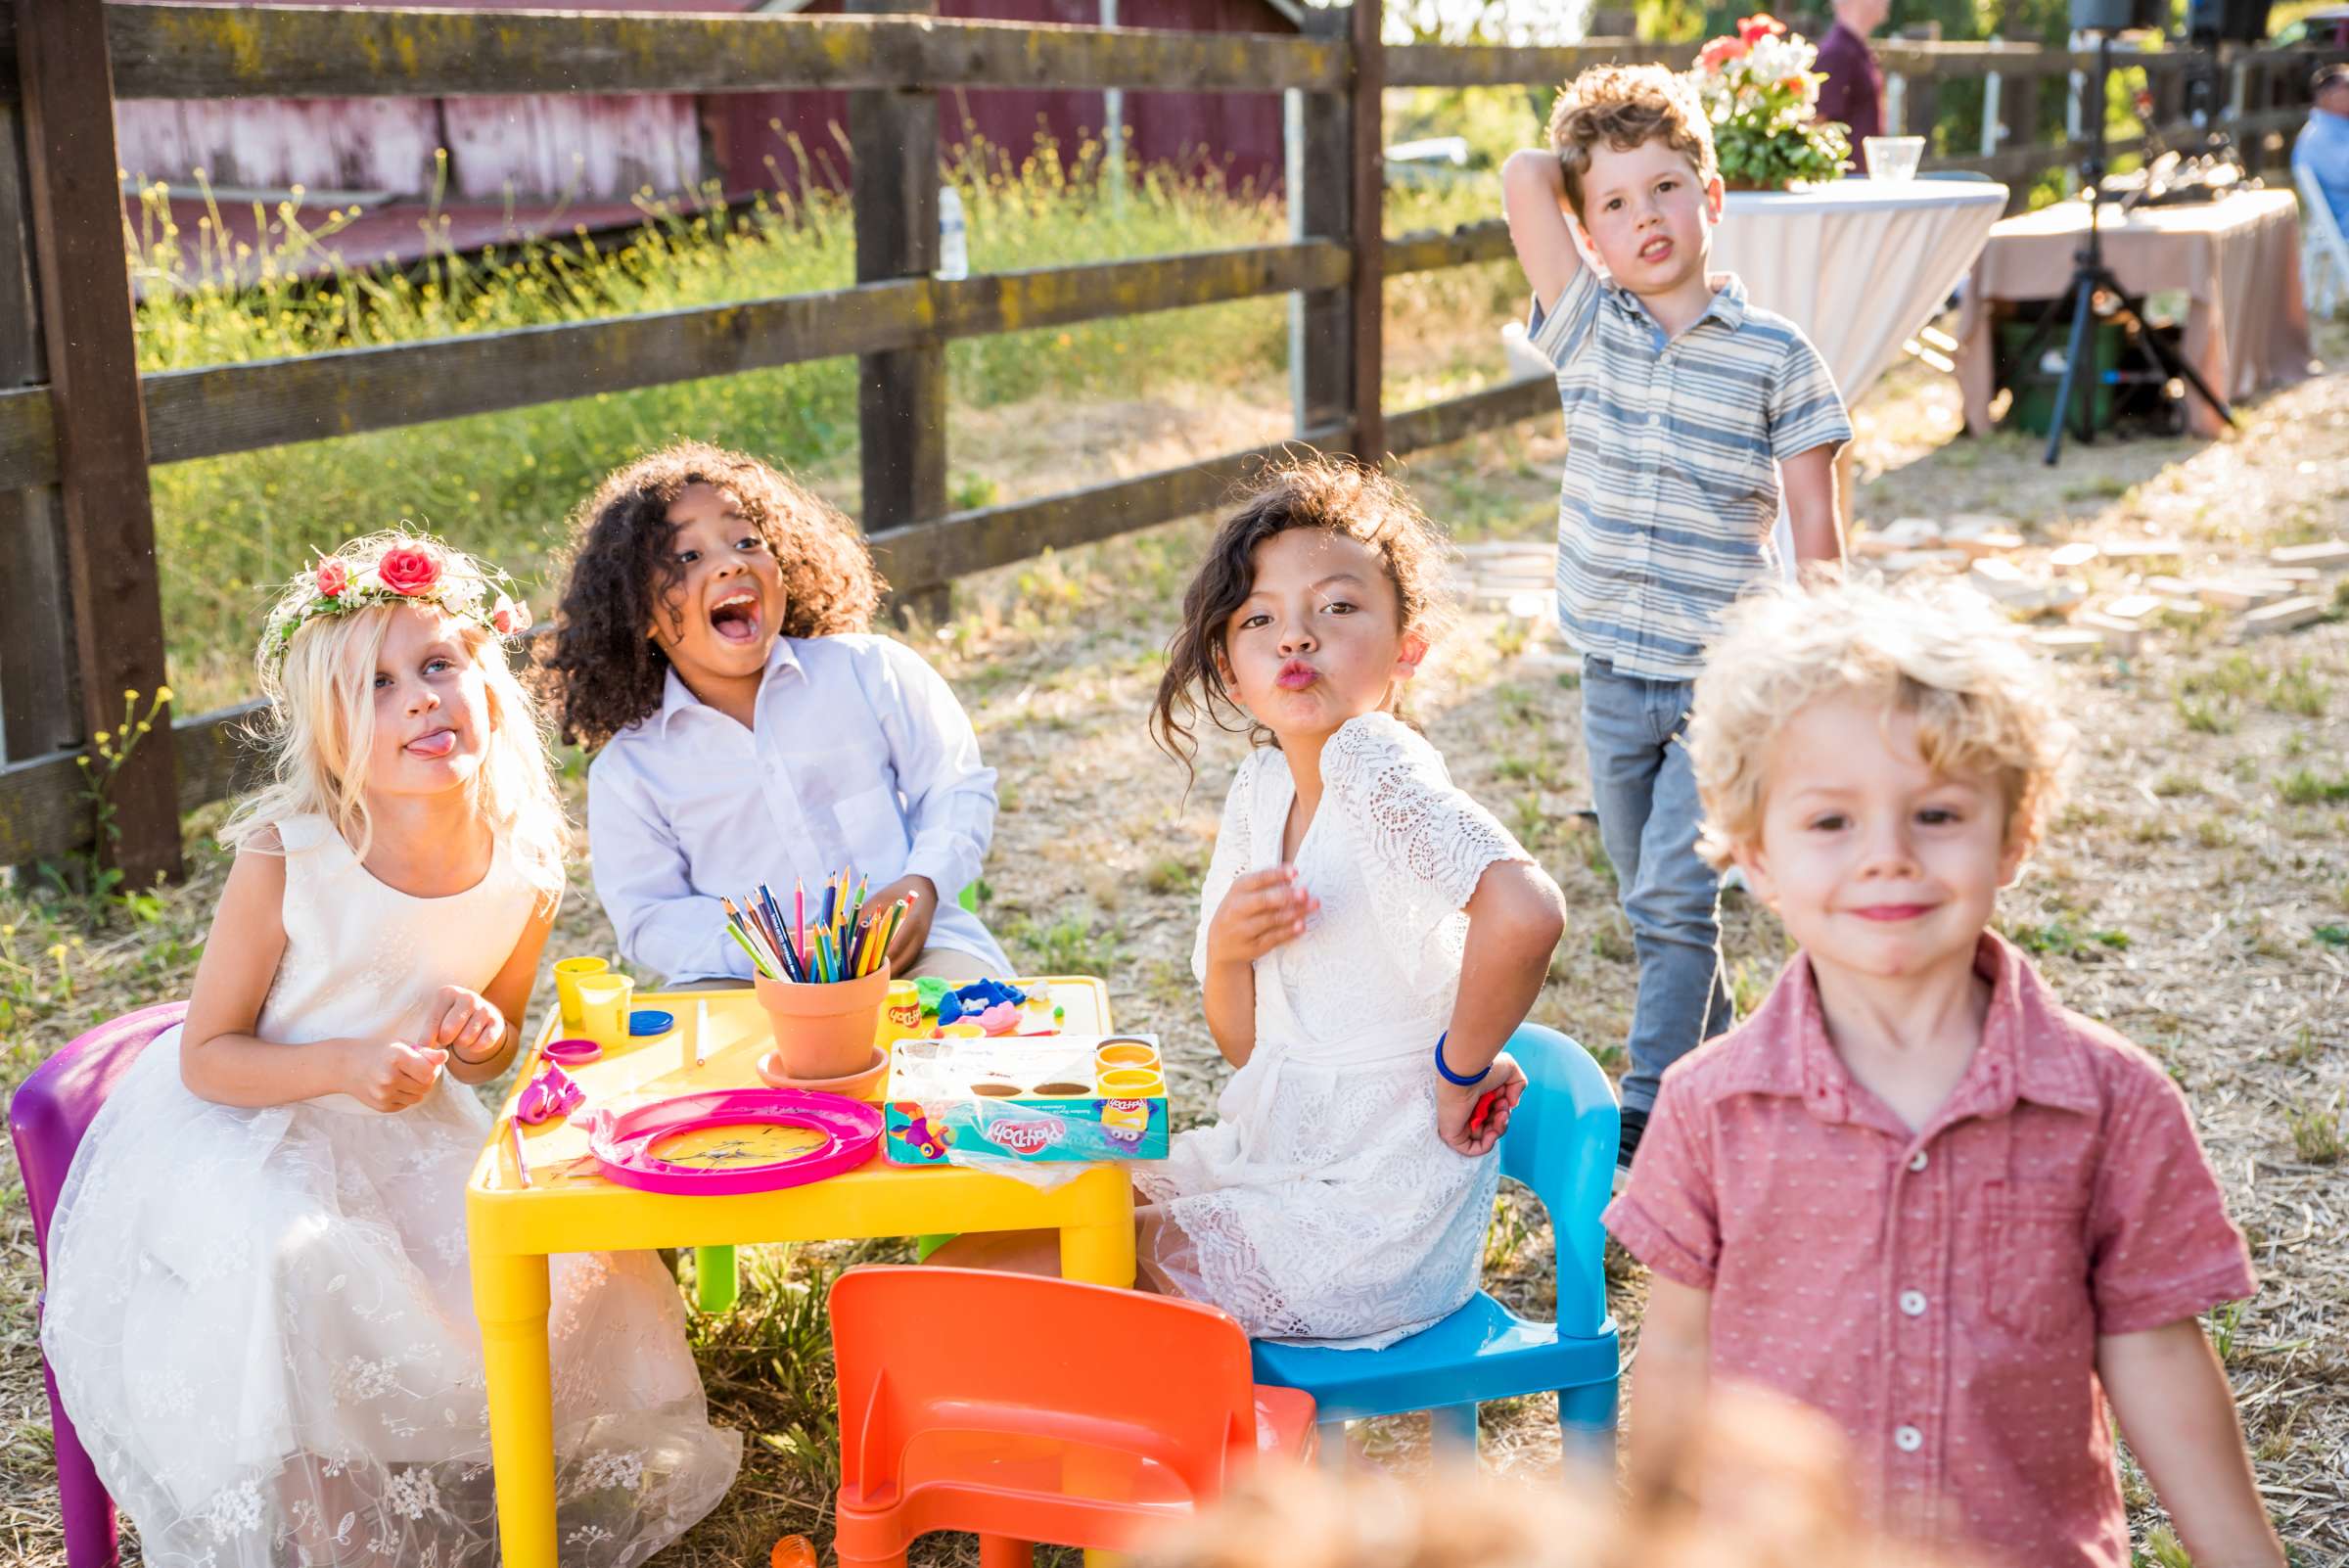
[829,1266,1317,1567]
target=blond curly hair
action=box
[1142,1385,1979,1568]
[1547,64,1720,217]
[1684,578,2074,871]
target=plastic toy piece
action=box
[584,1088,882,1196]
[514,1064,585,1126]
[770,1536,816,1568]
[975,1000,1022,1036]
[542,1037,602,1066]
[1467,1088,1498,1135]
[628,1008,676,1037]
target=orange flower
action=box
[1700,34,1750,70]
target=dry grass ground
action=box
[4,323,2346,1567]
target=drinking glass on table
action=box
[1863,135,1926,182]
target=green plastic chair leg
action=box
[695,1244,738,1312]
[957,882,979,914]
[914,1233,954,1261]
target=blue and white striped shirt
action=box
[1529,266,1851,682]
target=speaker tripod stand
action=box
[2008,31,2236,465]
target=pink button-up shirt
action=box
[1606,933,2255,1568]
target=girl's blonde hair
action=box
[1686,578,2073,870]
[224,566,569,896]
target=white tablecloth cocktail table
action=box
[1714,178,2011,406]
[1712,179,2008,566]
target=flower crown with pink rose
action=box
[262,531,532,673]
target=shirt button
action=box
[1908,1149,1929,1173]
[1894,1424,1923,1453]
[1899,1290,1927,1317]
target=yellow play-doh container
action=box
[574,972,633,1046]
[1099,1066,1163,1097]
[553,956,609,1029]
[1095,1039,1158,1069]
[881,980,923,1044]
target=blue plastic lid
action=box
[628,1008,676,1037]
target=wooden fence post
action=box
[14,0,182,884]
[849,0,950,622]
[1349,0,1384,464]
[1288,5,1353,446]
[2000,70,2042,211]
[0,89,81,777]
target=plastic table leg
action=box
[695,1244,739,1312]
[473,1250,558,1568]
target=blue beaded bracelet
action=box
[1433,1031,1490,1086]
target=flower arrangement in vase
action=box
[1692,14,1852,192]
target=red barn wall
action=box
[708,0,1297,197]
[113,0,1295,205]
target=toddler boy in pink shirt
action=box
[1606,580,2277,1568]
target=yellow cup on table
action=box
[552,956,610,1029]
[574,972,634,1046]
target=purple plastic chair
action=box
[9,1000,185,1568]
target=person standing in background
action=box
[1816,0,1890,168]
[2293,64,2349,231]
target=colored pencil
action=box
[795,879,806,973]
[725,922,768,978]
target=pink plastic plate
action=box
[583,1088,881,1195]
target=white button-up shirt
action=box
[587,633,1010,986]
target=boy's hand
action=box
[425,985,505,1063]
[867,874,938,975]
[1437,1051,1526,1155]
[1206,866,1317,968]
[345,1038,447,1112]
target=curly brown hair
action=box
[1150,455,1453,784]
[543,440,885,748]
[1547,64,1719,217]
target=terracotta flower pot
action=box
[755,961,892,1083]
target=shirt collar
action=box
[1605,271,1748,335]
[1729,930,2100,1129]
[656,635,803,733]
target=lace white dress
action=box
[40,814,740,1568]
[1137,714,1533,1348]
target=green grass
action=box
[134,140,1523,712]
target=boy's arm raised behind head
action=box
[1502,148,1586,315]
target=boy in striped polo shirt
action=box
[1502,65,1851,1176]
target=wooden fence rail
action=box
[0,0,2339,876]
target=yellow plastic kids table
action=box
[465,977,1136,1568]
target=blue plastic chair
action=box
[1249,1024,1621,1465]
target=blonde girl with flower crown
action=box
[39,532,739,1568]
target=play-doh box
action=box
[882,1035,1169,1165]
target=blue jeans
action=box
[1580,656,1733,1114]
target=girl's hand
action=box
[345,1038,448,1113]
[426,985,506,1064]
[867,874,939,976]
[1437,1052,1526,1156]
[1206,867,1317,968]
